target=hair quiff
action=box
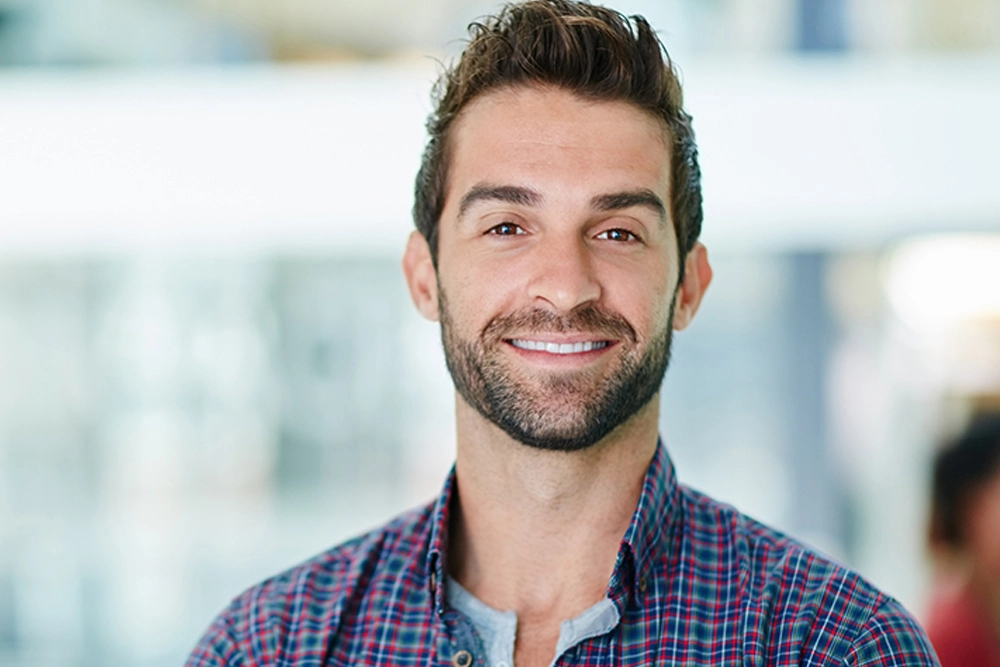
[412,0,703,268]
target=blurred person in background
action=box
[186,1,939,665]
[926,413,1000,666]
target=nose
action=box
[525,233,601,313]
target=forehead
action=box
[445,85,672,202]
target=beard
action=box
[439,288,675,452]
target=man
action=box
[187,1,939,665]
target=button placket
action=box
[437,610,482,667]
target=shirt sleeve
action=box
[844,598,941,667]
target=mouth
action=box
[506,339,612,354]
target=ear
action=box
[672,242,712,331]
[402,230,440,322]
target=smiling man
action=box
[187,2,939,666]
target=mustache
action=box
[482,304,637,344]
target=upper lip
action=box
[504,335,614,344]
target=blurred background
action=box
[1,0,999,665]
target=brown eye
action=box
[489,222,524,236]
[598,229,636,242]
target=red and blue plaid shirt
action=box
[187,442,939,666]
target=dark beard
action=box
[439,290,674,452]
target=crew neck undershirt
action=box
[445,575,620,667]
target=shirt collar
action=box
[610,439,681,605]
[424,439,681,612]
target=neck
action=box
[448,395,659,620]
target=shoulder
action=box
[184,502,435,667]
[677,486,939,665]
[844,598,941,666]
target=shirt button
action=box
[452,649,473,667]
[638,576,648,593]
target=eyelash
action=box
[485,223,639,243]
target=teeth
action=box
[510,339,608,354]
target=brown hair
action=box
[412,0,702,272]
[930,413,1000,548]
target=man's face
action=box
[406,85,708,451]
[967,465,1000,582]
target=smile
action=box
[508,339,610,354]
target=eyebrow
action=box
[591,189,667,225]
[458,184,542,218]
[457,183,667,226]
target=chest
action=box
[324,596,746,666]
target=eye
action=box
[597,228,637,242]
[488,222,525,236]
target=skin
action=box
[402,85,712,667]
[966,466,1000,630]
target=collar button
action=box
[452,649,473,667]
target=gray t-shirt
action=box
[446,576,620,667]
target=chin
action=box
[492,402,642,453]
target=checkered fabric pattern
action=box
[186,443,940,666]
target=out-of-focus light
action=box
[883,234,1000,333]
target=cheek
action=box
[604,283,673,344]
[620,263,676,327]
[438,261,520,331]
[967,479,1000,577]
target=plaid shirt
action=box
[187,443,939,666]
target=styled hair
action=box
[413,0,702,271]
[930,413,1000,548]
